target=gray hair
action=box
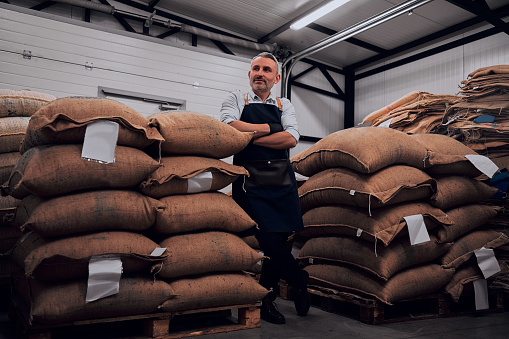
[251,52,280,74]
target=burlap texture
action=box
[299,202,450,246]
[445,260,508,302]
[441,230,509,269]
[305,263,454,305]
[154,192,256,235]
[154,231,262,279]
[0,152,21,185]
[298,235,450,281]
[0,89,56,118]
[140,156,248,198]
[12,273,174,325]
[160,272,268,312]
[4,144,160,199]
[0,221,23,253]
[15,190,165,237]
[242,235,260,250]
[291,127,428,176]
[20,97,163,153]
[429,176,499,210]
[149,112,253,159]
[435,204,501,243]
[0,195,21,224]
[298,165,436,212]
[411,133,483,177]
[11,231,165,281]
[0,116,30,153]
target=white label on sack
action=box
[86,254,123,303]
[464,154,499,178]
[150,247,167,256]
[349,190,356,196]
[404,214,430,245]
[473,278,489,310]
[378,118,393,128]
[474,247,501,279]
[356,228,363,237]
[187,171,213,193]
[309,258,314,264]
[81,120,119,164]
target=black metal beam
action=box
[148,0,160,8]
[344,69,355,129]
[346,4,509,72]
[355,25,504,80]
[319,66,344,97]
[98,0,136,33]
[210,39,234,55]
[291,65,317,82]
[85,8,90,23]
[291,80,345,100]
[1,0,10,3]
[30,1,56,11]
[157,27,180,39]
[308,23,387,54]
[447,0,509,35]
[300,57,344,75]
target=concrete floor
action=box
[1,292,509,339]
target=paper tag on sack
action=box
[474,247,501,279]
[378,118,393,128]
[473,278,489,310]
[86,255,123,303]
[81,120,119,164]
[404,214,430,245]
[356,228,363,237]
[187,171,213,193]
[464,154,498,178]
[150,247,167,256]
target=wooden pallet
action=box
[305,285,505,325]
[10,295,261,339]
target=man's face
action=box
[249,57,280,94]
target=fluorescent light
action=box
[290,0,351,30]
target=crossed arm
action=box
[228,120,297,149]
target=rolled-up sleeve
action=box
[220,91,241,124]
[280,98,300,143]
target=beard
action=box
[251,78,270,92]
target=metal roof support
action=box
[280,0,434,98]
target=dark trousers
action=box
[254,231,305,294]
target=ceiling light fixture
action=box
[290,0,351,30]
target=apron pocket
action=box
[244,159,292,189]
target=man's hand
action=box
[229,120,270,139]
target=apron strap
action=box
[244,93,249,106]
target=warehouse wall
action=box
[355,22,509,125]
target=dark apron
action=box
[232,98,303,233]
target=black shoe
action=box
[260,295,286,324]
[294,271,310,316]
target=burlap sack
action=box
[411,134,484,177]
[299,202,450,246]
[149,112,253,159]
[0,116,30,153]
[291,127,428,176]
[298,165,436,213]
[0,89,56,118]
[305,263,454,305]
[429,176,499,210]
[11,231,165,281]
[20,97,164,153]
[298,235,451,281]
[154,192,256,235]
[0,152,21,185]
[15,190,165,237]
[160,272,268,312]
[435,204,501,243]
[3,144,160,199]
[445,259,509,302]
[441,230,509,269]
[0,195,21,224]
[242,235,260,250]
[154,231,262,279]
[140,156,248,198]
[0,221,23,254]
[12,273,174,325]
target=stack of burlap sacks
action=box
[2,97,268,325]
[290,127,509,305]
[0,90,56,288]
[360,91,460,134]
